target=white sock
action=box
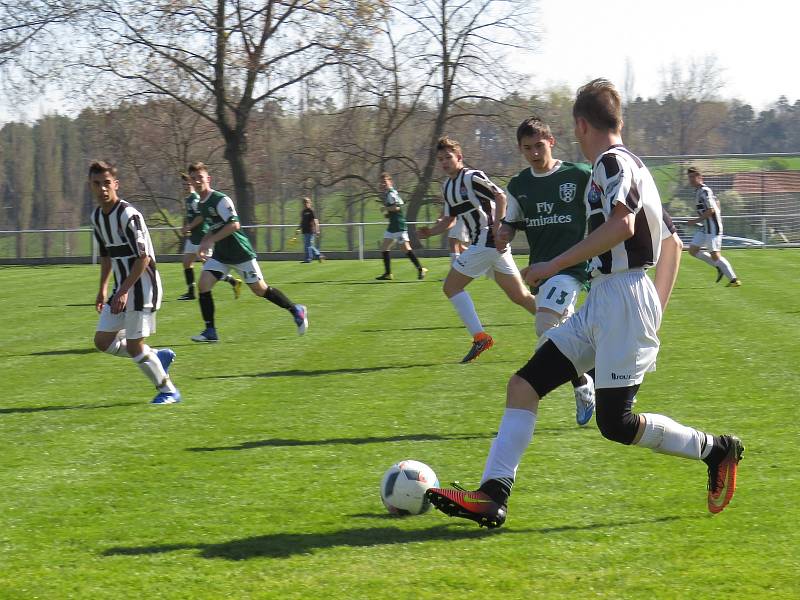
[714,256,736,279]
[103,336,130,358]
[133,346,176,393]
[694,251,716,267]
[636,413,710,459]
[449,252,460,265]
[481,408,537,484]
[449,290,483,337]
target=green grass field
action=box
[1,251,798,599]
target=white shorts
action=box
[383,230,410,244]
[183,239,212,257]
[535,274,583,317]
[96,305,157,339]
[453,245,519,279]
[690,231,722,252]
[545,269,662,389]
[203,257,263,284]
[448,220,471,244]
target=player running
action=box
[187,162,308,343]
[89,161,181,405]
[374,172,427,281]
[426,80,743,527]
[418,136,536,363]
[497,116,595,425]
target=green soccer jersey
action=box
[184,191,208,244]
[505,161,591,284]
[200,190,256,264]
[383,188,407,233]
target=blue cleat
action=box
[191,327,218,343]
[293,304,308,336]
[156,348,175,373]
[151,389,181,405]
[574,372,595,426]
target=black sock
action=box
[264,286,294,311]
[382,251,391,274]
[199,291,215,329]
[406,250,421,269]
[184,268,195,288]
[224,274,237,286]
[478,478,513,506]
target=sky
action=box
[524,0,798,110]
[2,0,798,124]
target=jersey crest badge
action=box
[559,182,577,203]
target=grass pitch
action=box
[0,250,798,599]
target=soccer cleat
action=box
[177,291,196,301]
[191,328,219,343]
[707,435,744,514]
[715,266,724,283]
[574,372,596,426]
[418,267,428,280]
[156,348,175,373]
[231,277,243,299]
[461,332,494,363]
[317,254,326,263]
[375,273,394,280]
[293,304,308,336]
[426,486,506,528]
[727,278,741,287]
[151,389,182,405]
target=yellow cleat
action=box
[232,277,243,299]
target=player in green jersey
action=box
[186,162,308,342]
[375,172,427,281]
[497,117,595,425]
[177,173,241,301]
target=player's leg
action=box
[126,319,181,404]
[689,232,719,278]
[192,262,223,342]
[244,260,308,335]
[493,271,537,314]
[179,243,198,300]
[376,235,395,279]
[426,339,581,527]
[710,244,739,286]
[443,256,492,362]
[400,239,426,279]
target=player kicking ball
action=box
[426,80,743,528]
[418,136,536,363]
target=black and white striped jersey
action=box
[694,185,723,235]
[91,199,162,312]
[585,145,663,275]
[441,168,502,248]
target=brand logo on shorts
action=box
[559,182,577,203]
[611,372,633,380]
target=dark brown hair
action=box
[88,160,117,178]
[516,117,553,144]
[435,136,462,155]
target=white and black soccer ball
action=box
[380,460,439,516]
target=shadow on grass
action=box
[294,279,430,286]
[28,348,97,356]
[187,431,494,452]
[199,362,464,379]
[102,524,512,560]
[362,322,524,333]
[102,515,687,560]
[0,400,141,414]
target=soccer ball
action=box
[380,460,439,515]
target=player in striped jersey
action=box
[187,162,308,343]
[89,161,181,405]
[418,136,536,363]
[686,167,740,286]
[426,80,743,527]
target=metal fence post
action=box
[358,223,364,261]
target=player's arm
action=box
[199,220,239,257]
[525,202,634,288]
[181,215,203,236]
[654,231,682,313]
[497,189,523,248]
[686,207,714,226]
[418,214,456,238]
[96,256,112,312]
[109,255,151,315]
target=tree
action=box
[69,0,384,225]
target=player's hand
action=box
[109,290,128,315]
[418,226,431,239]
[524,261,556,289]
[198,242,212,260]
[95,292,106,313]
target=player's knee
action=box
[535,311,563,337]
[595,388,640,445]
